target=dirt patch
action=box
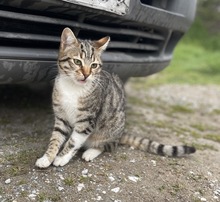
[0,81,220,202]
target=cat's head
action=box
[58,27,110,85]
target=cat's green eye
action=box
[91,63,98,69]
[74,59,82,66]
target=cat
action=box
[35,27,196,168]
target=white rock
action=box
[128,176,139,182]
[129,159,136,163]
[82,168,88,175]
[108,176,115,182]
[111,187,120,193]
[59,174,64,180]
[150,160,156,167]
[200,197,207,201]
[207,171,212,176]
[189,171,194,175]
[77,183,85,192]
[58,186,64,191]
[97,196,102,201]
[28,194,36,199]
[88,174,92,177]
[5,179,11,184]
[32,190,37,194]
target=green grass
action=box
[146,43,220,86]
[142,17,220,86]
[64,177,75,186]
[169,104,193,114]
[204,134,220,143]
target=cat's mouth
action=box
[79,79,86,83]
[77,78,88,84]
[77,74,91,84]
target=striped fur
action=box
[120,134,195,157]
[35,28,195,168]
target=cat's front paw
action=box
[53,154,71,167]
[35,155,51,168]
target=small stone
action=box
[97,196,102,201]
[77,183,85,192]
[200,197,207,201]
[189,171,194,175]
[111,187,120,193]
[32,190,37,194]
[59,174,64,180]
[82,168,88,175]
[207,171,212,176]
[108,176,115,182]
[128,176,139,182]
[58,186,64,191]
[102,191,106,194]
[5,179,11,184]
[129,159,136,163]
[28,194,36,199]
[150,160,156,167]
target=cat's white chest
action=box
[57,78,86,123]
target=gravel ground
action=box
[0,80,220,202]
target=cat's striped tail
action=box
[120,134,196,157]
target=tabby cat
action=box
[35,28,195,168]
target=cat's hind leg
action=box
[82,142,118,161]
[82,148,103,161]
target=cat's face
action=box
[58,28,110,85]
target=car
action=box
[0,0,197,84]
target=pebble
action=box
[111,187,120,193]
[97,196,102,201]
[200,197,207,202]
[82,168,89,177]
[109,176,115,182]
[58,174,64,180]
[77,183,85,192]
[82,168,88,175]
[58,186,64,191]
[129,159,136,163]
[5,179,11,184]
[28,193,36,199]
[128,176,139,182]
[150,160,156,167]
[207,171,212,176]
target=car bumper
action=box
[0,0,197,84]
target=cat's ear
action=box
[94,36,110,52]
[60,27,78,50]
